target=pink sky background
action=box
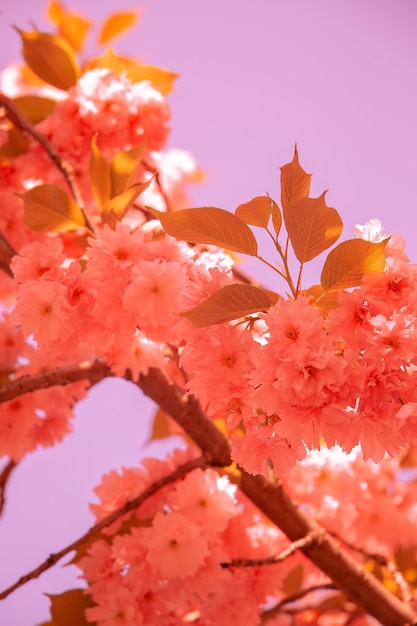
[0,1,417,623]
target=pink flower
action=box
[143,511,209,579]
[167,468,237,533]
[13,279,73,346]
[11,238,65,282]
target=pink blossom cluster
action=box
[0,223,234,459]
[77,448,315,626]
[0,311,88,460]
[180,233,417,476]
[0,66,200,254]
[285,446,417,558]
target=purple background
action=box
[1,1,417,623]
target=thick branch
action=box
[137,367,232,467]
[0,361,111,404]
[0,456,205,601]
[1,363,416,623]
[239,471,417,626]
[138,368,417,623]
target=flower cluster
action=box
[77,449,313,626]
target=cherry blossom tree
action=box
[1,3,417,625]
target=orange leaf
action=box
[103,180,152,227]
[14,28,81,90]
[178,284,279,327]
[17,184,86,233]
[98,11,138,46]
[46,589,94,626]
[321,238,388,291]
[85,49,178,95]
[282,564,304,596]
[110,141,146,197]
[125,63,179,95]
[284,192,343,263]
[302,284,341,316]
[271,202,282,236]
[46,0,91,53]
[235,195,277,229]
[280,145,311,210]
[0,127,29,158]
[13,95,56,124]
[146,207,258,255]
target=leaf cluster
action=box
[149,146,388,326]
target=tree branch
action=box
[221,530,325,568]
[136,367,232,467]
[137,367,417,624]
[260,582,338,623]
[0,92,95,233]
[0,460,18,517]
[0,361,111,404]
[1,363,416,624]
[0,456,206,601]
[238,470,417,626]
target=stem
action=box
[0,456,205,601]
[221,529,324,568]
[260,582,337,623]
[0,92,95,234]
[142,158,172,212]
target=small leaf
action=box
[271,202,282,236]
[110,141,146,197]
[84,49,178,95]
[15,28,81,90]
[235,196,276,228]
[280,145,311,210]
[302,284,341,316]
[98,11,138,46]
[103,180,152,227]
[46,1,91,53]
[146,207,258,255]
[178,284,279,327]
[125,64,179,95]
[321,238,388,292]
[13,95,56,124]
[149,407,173,441]
[282,564,304,596]
[89,135,111,211]
[284,192,343,263]
[46,589,95,626]
[17,184,86,233]
[0,127,29,158]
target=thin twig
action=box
[0,92,95,233]
[142,158,172,212]
[0,456,205,601]
[221,530,325,568]
[260,582,337,623]
[0,361,111,404]
[0,460,18,517]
